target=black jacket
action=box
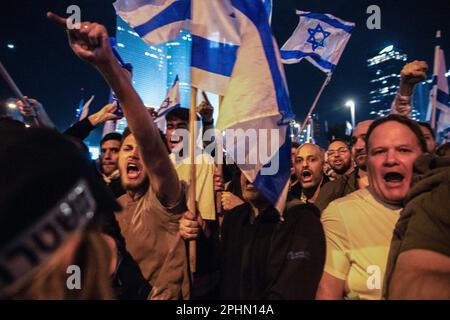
[220,202,325,300]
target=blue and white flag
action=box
[429,31,450,138]
[190,0,240,95]
[280,10,355,73]
[217,0,295,213]
[155,75,180,129]
[114,0,190,45]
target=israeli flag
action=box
[429,31,450,139]
[217,0,295,213]
[114,0,190,45]
[190,0,241,95]
[280,11,355,73]
[155,75,181,130]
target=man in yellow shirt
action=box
[316,115,427,300]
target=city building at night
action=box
[366,45,420,119]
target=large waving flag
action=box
[155,75,181,130]
[217,0,295,213]
[190,0,240,95]
[429,31,450,139]
[280,10,355,73]
[114,0,190,45]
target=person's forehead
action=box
[122,133,137,146]
[297,144,321,157]
[369,121,419,148]
[328,141,347,150]
[353,120,373,137]
[102,139,121,149]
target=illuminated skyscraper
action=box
[367,45,420,120]
[113,17,192,133]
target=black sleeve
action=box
[63,117,96,141]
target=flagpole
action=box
[299,73,332,134]
[189,87,198,276]
[0,60,39,127]
[216,96,224,219]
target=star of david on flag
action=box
[280,11,355,73]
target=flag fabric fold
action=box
[217,0,295,213]
[114,0,191,45]
[429,31,450,139]
[280,10,355,73]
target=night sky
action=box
[1,0,449,146]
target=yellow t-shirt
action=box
[321,188,401,300]
[170,152,216,220]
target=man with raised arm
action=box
[48,12,190,299]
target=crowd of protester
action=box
[0,14,449,300]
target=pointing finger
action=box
[47,12,67,28]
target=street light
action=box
[345,100,355,129]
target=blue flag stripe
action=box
[157,103,180,118]
[437,89,450,106]
[191,35,239,77]
[231,0,294,121]
[297,12,355,33]
[280,50,336,72]
[254,128,291,205]
[134,0,190,37]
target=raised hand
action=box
[399,60,428,96]
[88,103,123,126]
[17,96,39,117]
[47,12,113,66]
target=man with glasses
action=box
[315,121,373,212]
[326,139,354,178]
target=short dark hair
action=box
[328,138,350,150]
[417,121,436,140]
[166,108,189,122]
[291,141,300,149]
[365,114,427,153]
[120,127,170,153]
[100,132,122,147]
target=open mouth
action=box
[384,172,404,184]
[127,163,141,179]
[333,159,343,166]
[301,170,312,182]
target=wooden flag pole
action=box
[189,87,198,275]
[299,73,332,134]
[216,95,224,217]
[0,60,39,127]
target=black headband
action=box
[0,179,96,298]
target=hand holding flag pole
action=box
[0,61,39,127]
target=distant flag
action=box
[114,0,190,45]
[155,75,181,130]
[217,0,295,213]
[345,121,353,136]
[428,31,450,139]
[280,10,355,73]
[76,95,95,121]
